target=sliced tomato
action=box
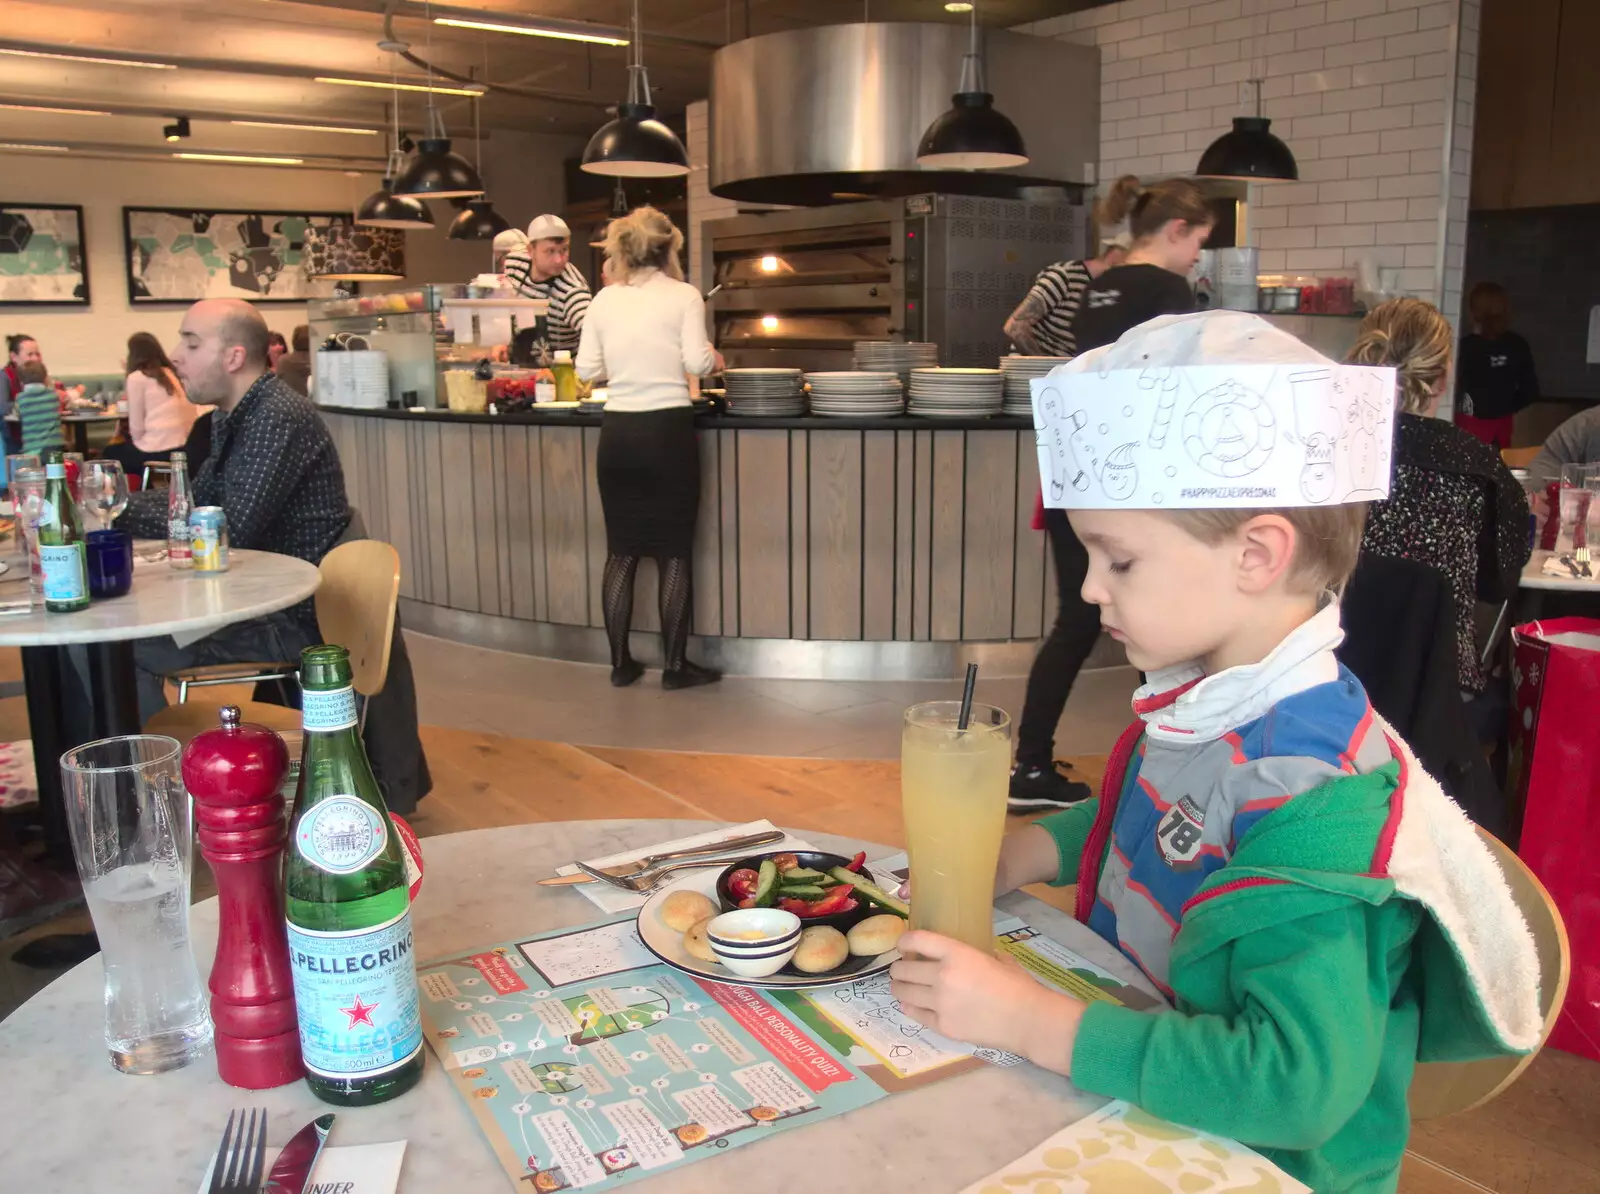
[777,897,813,916]
[726,868,759,898]
[807,887,856,917]
[771,853,800,874]
[845,851,867,872]
[738,896,757,909]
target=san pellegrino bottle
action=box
[285,645,424,1105]
[167,451,192,569]
[38,447,89,612]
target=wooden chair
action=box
[1409,828,1571,1120]
[145,539,401,751]
[1501,445,1541,469]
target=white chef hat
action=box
[1032,311,1396,510]
[492,228,529,256]
[526,214,571,242]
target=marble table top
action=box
[1521,548,1600,593]
[0,819,1156,1193]
[0,546,319,646]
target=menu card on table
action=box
[418,911,1155,1192]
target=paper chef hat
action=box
[1031,311,1397,511]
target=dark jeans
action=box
[1016,508,1102,769]
[132,611,317,724]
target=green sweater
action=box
[1039,757,1528,1194]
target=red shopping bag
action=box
[1509,617,1600,1061]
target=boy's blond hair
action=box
[1162,504,1368,594]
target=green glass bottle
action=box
[285,645,424,1105]
[37,447,89,613]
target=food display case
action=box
[309,285,551,411]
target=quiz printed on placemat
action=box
[418,914,1159,1191]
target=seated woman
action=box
[1351,298,1531,730]
[106,332,209,480]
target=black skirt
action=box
[596,407,700,557]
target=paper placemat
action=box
[553,820,819,913]
[195,1140,406,1194]
[958,1100,1310,1194]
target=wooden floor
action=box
[1,703,1596,1192]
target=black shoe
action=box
[1008,763,1091,812]
[610,659,644,687]
[662,661,722,690]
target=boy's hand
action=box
[889,931,1086,1073]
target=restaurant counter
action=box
[320,405,1083,678]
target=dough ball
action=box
[683,917,717,962]
[661,890,717,933]
[793,925,849,974]
[846,913,907,957]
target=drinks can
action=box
[190,507,229,573]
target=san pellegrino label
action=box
[39,544,88,603]
[295,794,388,874]
[286,909,423,1080]
[302,684,359,732]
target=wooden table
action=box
[0,820,1156,1193]
[0,547,319,863]
[4,411,123,455]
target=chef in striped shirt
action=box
[1003,228,1131,358]
[501,213,593,361]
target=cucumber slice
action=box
[753,859,779,907]
[828,866,910,918]
[774,883,828,898]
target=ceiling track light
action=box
[315,76,484,97]
[0,102,111,116]
[580,0,689,177]
[916,0,1027,170]
[432,18,628,46]
[174,152,304,165]
[0,142,70,153]
[0,44,174,69]
[164,116,191,142]
[231,120,379,136]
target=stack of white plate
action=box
[803,371,904,418]
[723,368,805,417]
[853,340,938,385]
[907,367,1004,418]
[1000,355,1071,418]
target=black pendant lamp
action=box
[1197,79,1298,182]
[391,55,484,198]
[356,88,434,229]
[447,94,510,239]
[581,0,688,177]
[916,0,1027,170]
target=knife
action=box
[264,1113,334,1194]
[536,829,786,885]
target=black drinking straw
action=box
[957,662,978,729]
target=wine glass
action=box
[79,459,130,532]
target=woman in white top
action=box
[577,206,724,690]
[106,332,209,480]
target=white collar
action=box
[1132,601,1346,744]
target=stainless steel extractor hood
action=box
[710,22,1100,206]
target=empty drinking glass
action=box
[61,735,213,1074]
[12,465,47,602]
[5,452,39,502]
[79,459,130,532]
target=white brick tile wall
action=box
[1030,0,1470,305]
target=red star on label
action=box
[340,995,379,1028]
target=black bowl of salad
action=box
[715,850,909,934]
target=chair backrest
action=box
[1501,445,1540,469]
[313,539,400,697]
[1409,828,1571,1120]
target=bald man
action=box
[118,298,352,720]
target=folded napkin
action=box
[196,1141,406,1194]
[1543,554,1596,581]
[554,819,818,913]
[957,1100,1309,1194]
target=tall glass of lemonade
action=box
[901,701,1011,953]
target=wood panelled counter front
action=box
[322,408,1065,677]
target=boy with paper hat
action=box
[890,312,1542,1194]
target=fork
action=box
[576,853,768,894]
[563,829,784,887]
[209,1108,268,1194]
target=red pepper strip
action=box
[846,851,867,872]
[777,898,812,916]
[807,887,856,917]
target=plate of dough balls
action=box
[635,853,908,988]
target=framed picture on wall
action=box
[122,207,352,304]
[0,203,89,307]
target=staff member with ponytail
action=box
[1011,177,1215,810]
[577,206,725,691]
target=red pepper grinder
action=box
[184,705,305,1089]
